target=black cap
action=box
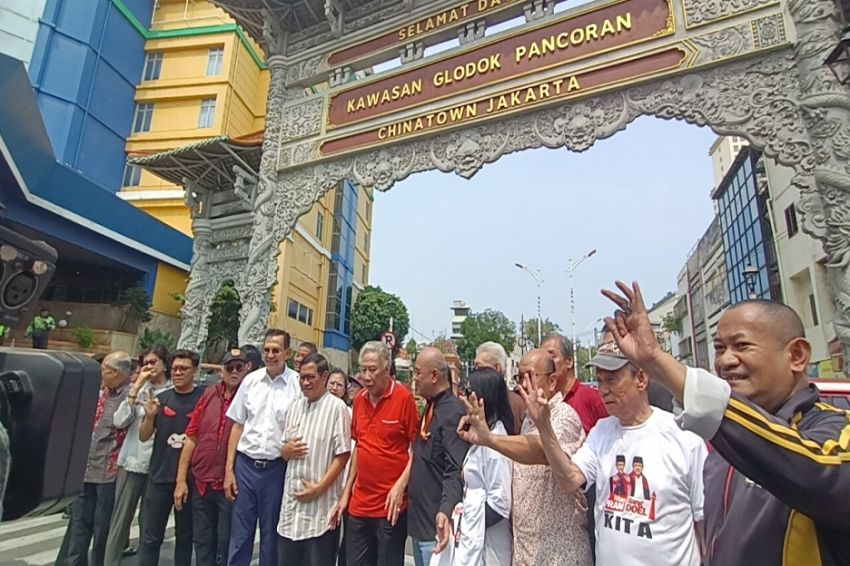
[222,348,248,365]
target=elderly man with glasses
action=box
[173,348,253,566]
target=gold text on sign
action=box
[433,54,502,87]
[376,75,581,141]
[514,13,633,62]
[346,79,424,113]
[398,5,469,41]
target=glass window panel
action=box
[198,98,216,128]
[207,47,224,75]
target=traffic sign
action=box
[381,331,397,350]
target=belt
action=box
[240,453,282,469]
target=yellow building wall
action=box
[122,1,372,354]
[152,263,188,316]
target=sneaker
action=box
[122,547,138,557]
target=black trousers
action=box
[345,513,407,566]
[32,333,48,349]
[63,482,116,566]
[192,484,231,566]
[278,528,339,566]
[137,481,193,566]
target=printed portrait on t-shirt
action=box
[608,454,632,499]
[629,456,651,500]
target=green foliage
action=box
[206,281,242,354]
[119,285,153,323]
[138,328,176,351]
[404,338,418,356]
[456,310,516,361]
[662,311,684,334]
[351,286,410,351]
[521,318,563,348]
[73,326,97,349]
[575,342,598,382]
[169,292,186,305]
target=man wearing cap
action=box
[173,348,252,566]
[461,342,707,566]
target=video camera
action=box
[0,222,102,521]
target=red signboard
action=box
[328,0,672,129]
[320,47,685,156]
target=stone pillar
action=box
[237,54,291,346]
[177,218,213,351]
[788,0,850,362]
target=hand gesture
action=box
[518,373,550,426]
[174,480,189,511]
[142,397,161,419]
[281,438,309,461]
[601,281,661,367]
[294,479,322,503]
[138,365,155,384]
[434,511,452,554]
[384,478,406,526]
[456,392,491,447]
[224,469,238,502]
[329,491,349,529]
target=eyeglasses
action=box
[171,365,194,374]
[328,381,347,390]
[142,358,160,366]
[224,363,245,373]
[299,373,322,383]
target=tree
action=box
[205,281,242,357]
[431,334,457,355]
[521,317,563,348]
[575,340,598,382]
[404,338,418,356]
[351,286,410,351]
[456,310,516,361]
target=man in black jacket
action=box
[408,347,469,566]
[602,281,850,566]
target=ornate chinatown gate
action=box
[175,0,850,360]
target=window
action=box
[122,163,141,187]
[810,294,819,326]
[363,230,370,250]
[142,52,163,81]
[207,47,224,75]
[365,198,372,221]
[316,211,324,241]
[132,103,154,133]
[198,98,216,128]
[361,263,367,283]
[288,298,314,326]
[784,205,799,237]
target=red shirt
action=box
[564,379,608,433]
[185,382,235,495]
[349,380,418,518]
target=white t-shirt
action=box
[572,408,707,566]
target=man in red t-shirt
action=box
[542,334,607,433]
[173,348,252,566]
[332,341,418,566]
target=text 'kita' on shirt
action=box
[349,380,418,519]
[226,365,302,461]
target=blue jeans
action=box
[411,539,436,566]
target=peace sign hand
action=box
[601,280,661,368]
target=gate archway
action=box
[175,0,850,360]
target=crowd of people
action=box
[56,279,850,566]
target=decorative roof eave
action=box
[129,132,264,193]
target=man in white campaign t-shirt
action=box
[521,341,707,566]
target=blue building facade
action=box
[323,179,359,352]
[29,0,151,191]
[714,147,781,304]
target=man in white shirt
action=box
[225,329,302,566]
[278,352,351,566]
[462,342,707,566]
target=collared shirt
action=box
[513,392,593,565]
[565,379,608,433]
[278,392,351,541]
[680,367,850,566]
[85,380,131,483]
[226,366,302,460]
[408,388,469,540]
[114,380,171,474]
[349,381,419,518]
[186,381,237,495]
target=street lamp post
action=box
[515,262,544,346]
[743,264,759,300]
[567,249,597,351]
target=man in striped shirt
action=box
[278,352,352,566]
